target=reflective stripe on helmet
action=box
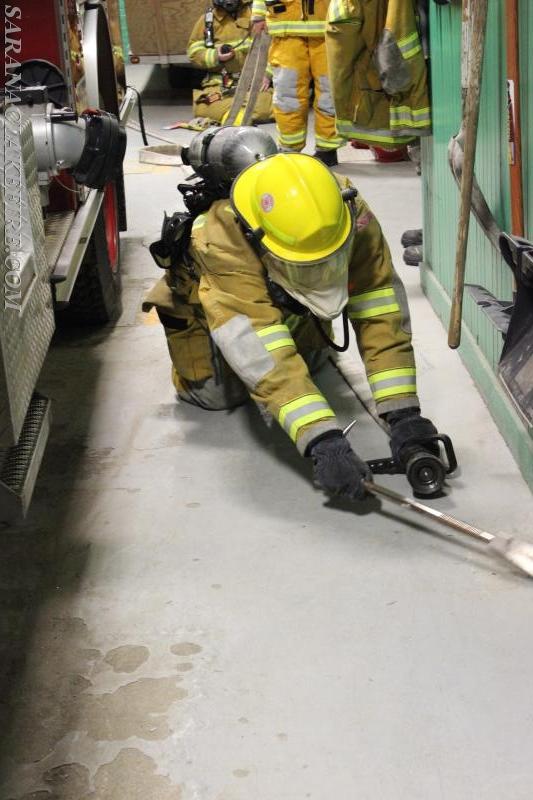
[368,367,417,401]
[279,393,336,442]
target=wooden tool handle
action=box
[448,0,489,349]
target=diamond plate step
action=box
[0,393,52,522]
[44,211,75,276]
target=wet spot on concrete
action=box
[176,663,194,672]
[83,748,182,799]
[233,769,250,778]
[103,645,149,673]
[80,677,186,741]
[16,750,182,800]
[170,643,202,657]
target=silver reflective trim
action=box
[317,75,335,117]
[210,314,275,391]
[272,67,300,113]
[374,30,411,95]
[370,375,416,392]
[348,293,397,313]
[281,399,332,435]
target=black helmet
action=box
[213,0,242,14]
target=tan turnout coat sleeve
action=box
[190,201,342,455]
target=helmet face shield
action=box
[230,153,358,320]
[262,224,355,320]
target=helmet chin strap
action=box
[313,308,351,353]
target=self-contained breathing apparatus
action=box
[149,125,277,273]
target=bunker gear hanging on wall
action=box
[187,2,273,124]
[251,0,344,151]
[325,0,431,147]
[144,162,419,453]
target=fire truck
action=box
[1,0,135,521]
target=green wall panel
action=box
[522,1,533,231]
[422,0,533,487]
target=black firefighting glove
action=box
[307,431,373,501]
[385,408,440,465]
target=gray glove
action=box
[308,432,373,500]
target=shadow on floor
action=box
[0,325,118,788]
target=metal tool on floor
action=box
[342,423,532,577]
[362,479,533,579]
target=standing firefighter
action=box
[325,0,431,148]
[144,127,446,500]
[251,0,344,165]
[187,0,273,124]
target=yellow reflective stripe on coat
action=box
[267,20,326,36]
[348,287,400,319]
[279,393,336,442]
[390,105,431,129]
[368,368,417,401]
[187,40,205,57]
[335,119,415,144]
[257,323,295,352]
[397,31,422,59]
[205,48,218,68]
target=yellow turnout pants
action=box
[269,36,344,152]
[192,87,273,124]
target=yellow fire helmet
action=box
[231,153,356,320]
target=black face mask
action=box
[213,0,241,14]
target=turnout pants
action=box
[269,36,344,152]
[192,86,274,124]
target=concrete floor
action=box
[2,75,533,799]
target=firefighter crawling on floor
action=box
[187,0,273,125]
[144,127,448,500]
